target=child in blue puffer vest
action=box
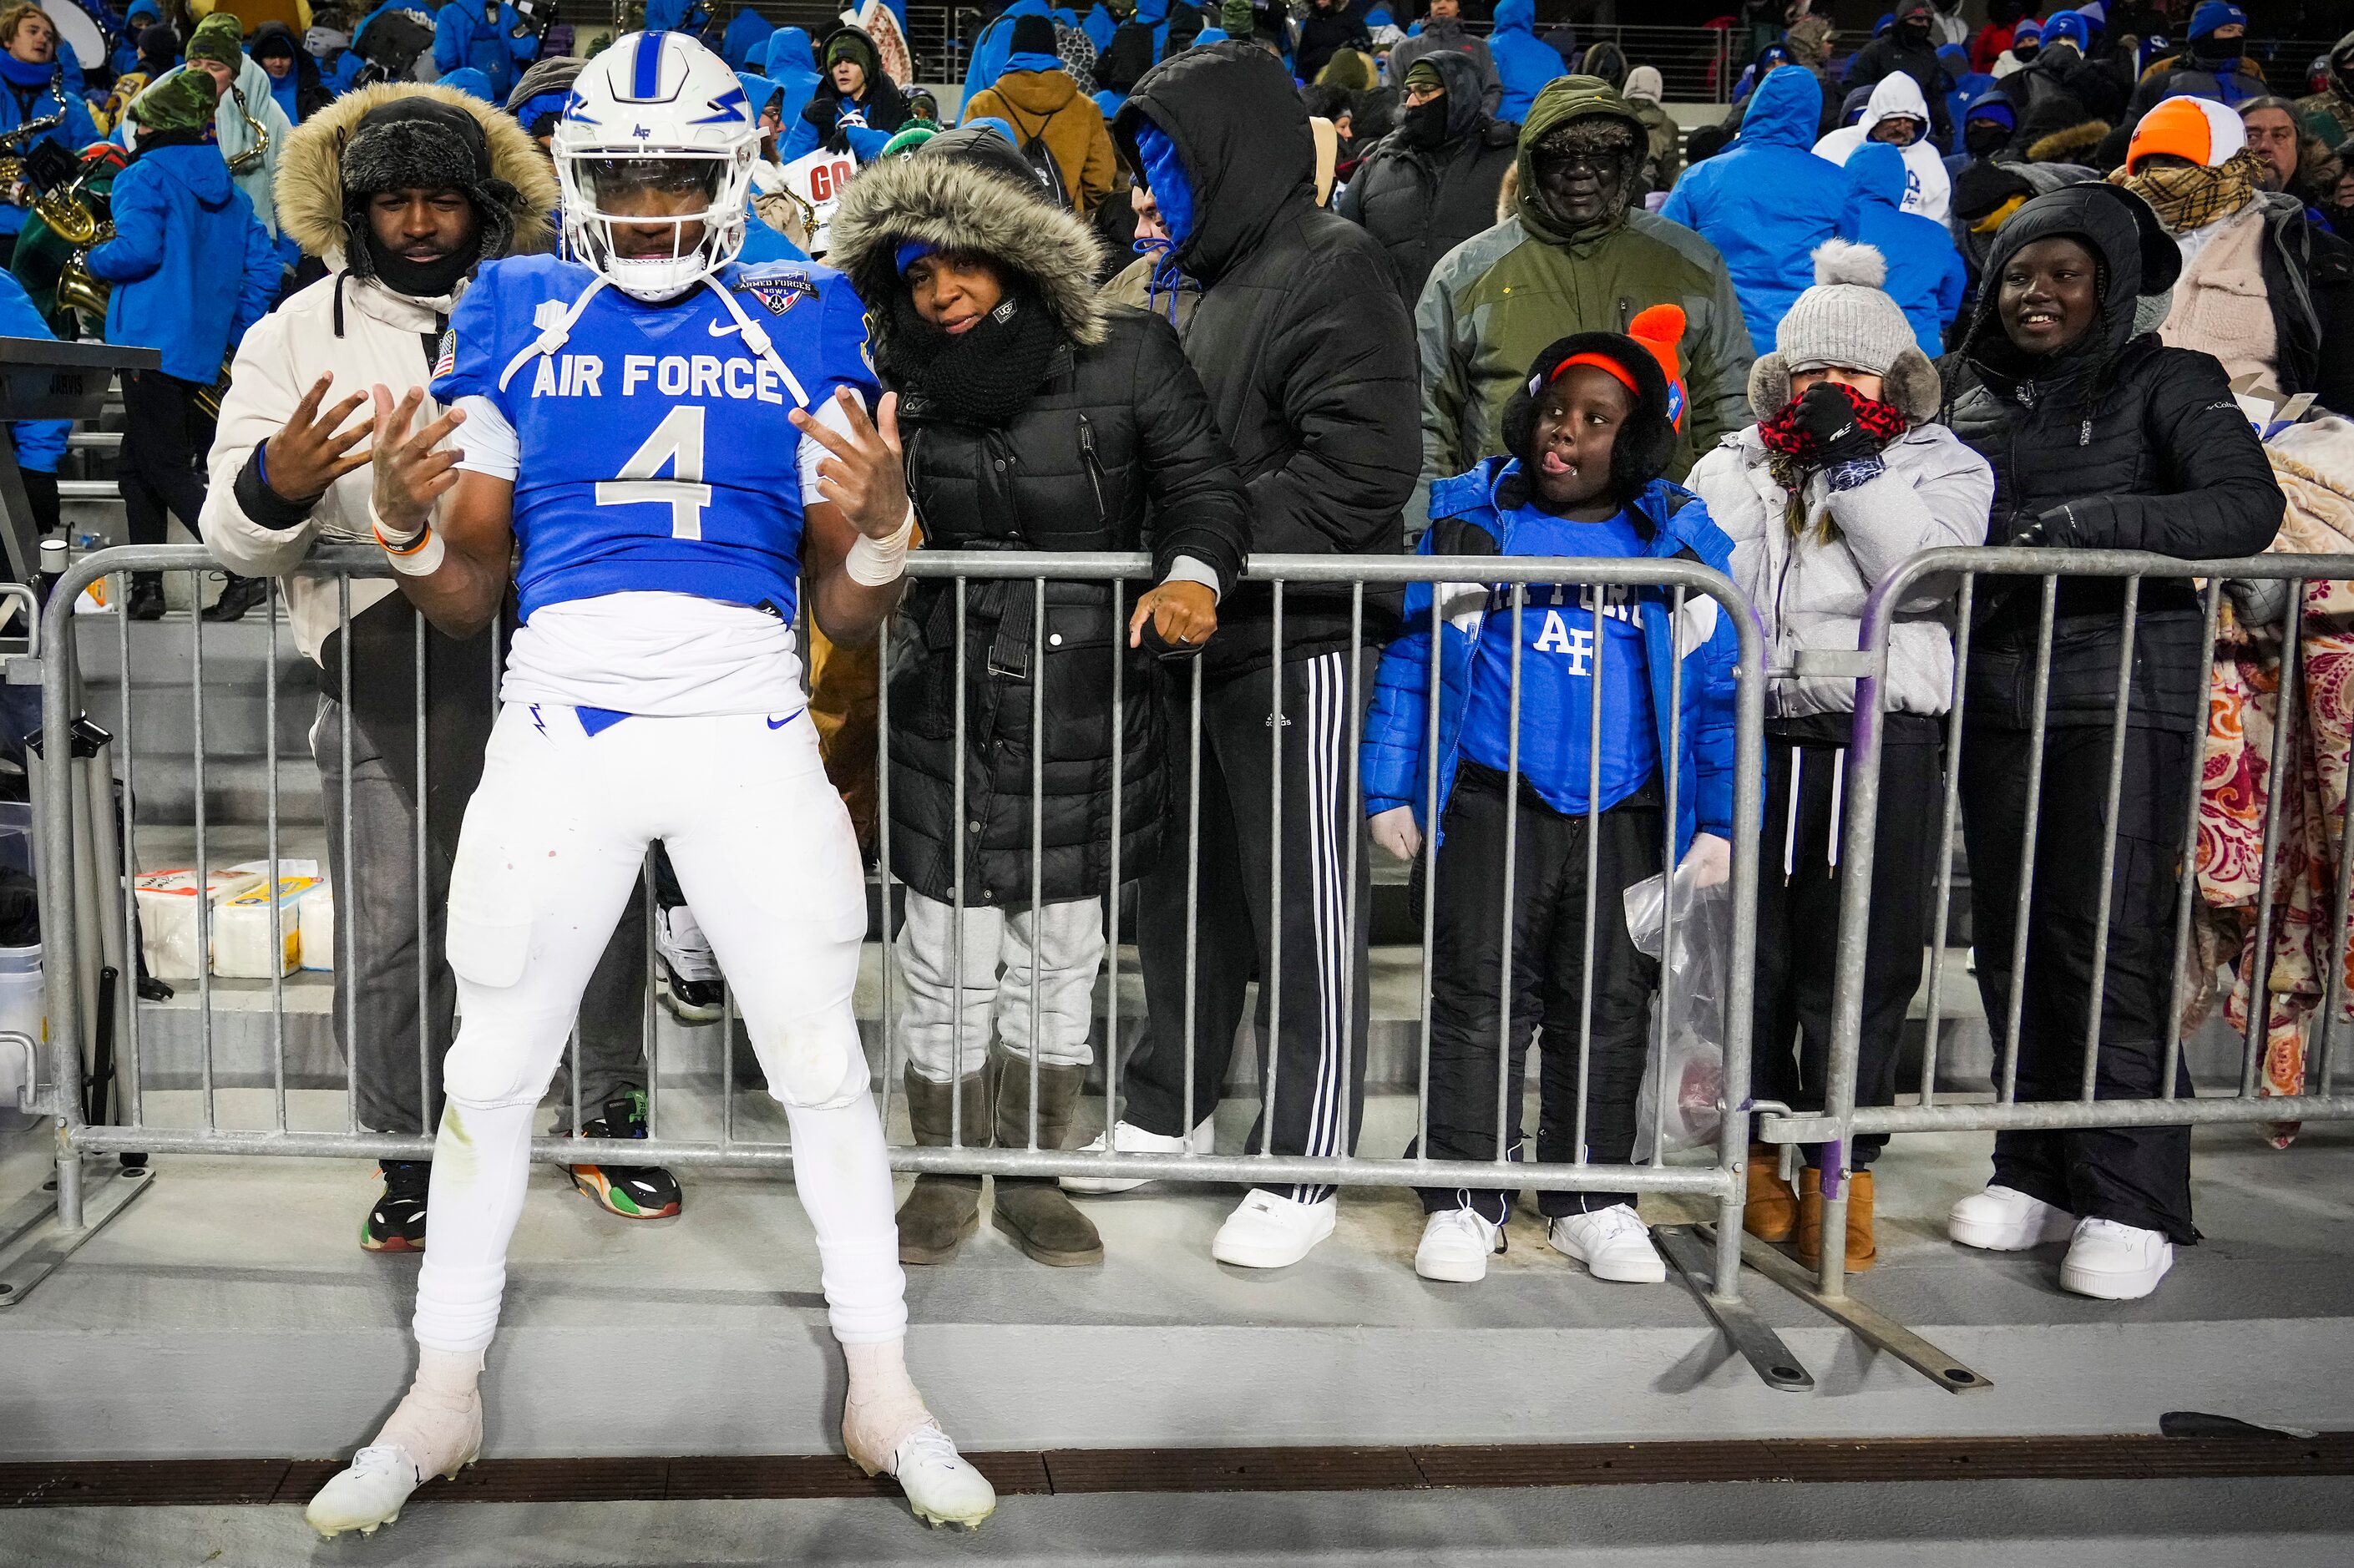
[1360,307,1744,1289]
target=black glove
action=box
[1792,381,1881,468]
[2008,503,2080,549]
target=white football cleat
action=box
[305,1359,482,1539]
[1414,1206,1505,1283]
[304,1436,478,1540]
[1547,1204,1667,1283]
[2059,1216,2174,1300]
[1948,1184,2075,1252]
[1061,1116,1213,1193]
[855,1423,997,1530]
[1211,1188,1337,1268]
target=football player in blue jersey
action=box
[303,32,995,1538]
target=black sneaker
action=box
[125,574,165,622]
[659,954,725,1024]
[201,573,269,622]
[569,1090,683,1220]
[361,1159,430,1252]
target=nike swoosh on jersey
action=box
[708,319,743,337]
[767,714,793,729]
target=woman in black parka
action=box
[1937,183,2282,1302]
[828,124,1249,1272]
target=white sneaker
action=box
[304,1369,482,1539]
[1211,1188,1337,1268]
[304,1432,479,1540]
[2060,1216,2174,1300]
[1547,1205,1667,1283]
[867,1423,996,1531]
[1414,1206,1504,1282]
[1948,1184,2075,1252]
[1060,1117,1212,1193]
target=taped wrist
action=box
[844,504,916,587]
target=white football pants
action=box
[413,702,905,1353]
[894,890,1105,1085]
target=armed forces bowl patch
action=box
[737,272,818,316]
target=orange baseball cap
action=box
[2125,94,2246,172]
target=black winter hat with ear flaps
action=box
[1501,331,1678,514]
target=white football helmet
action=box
[553,30,759,301]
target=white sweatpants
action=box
[413,703,906,1353]
[894,890,1105,1085]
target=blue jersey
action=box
[432,252,878,623]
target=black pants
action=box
[1125,650,1373,1203]
[119,371,212,551]
[1414,762,1662,1222]
[1961,721,2198,1242]
[1750,716,1943,1171]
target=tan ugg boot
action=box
[1795,1167,1876,1272]
[894,1068,988,1266]
[1744,1142,1798,1242]
[988,1049,1104,1267]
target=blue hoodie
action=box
[1486,0,1561,126]
[1362,462,1742,856]
[1844,143,1965,357]
[438,65,495,101]
[963,0,1052,105]
[113,0,162,77]
[765,26,822,127]
[1082,2,1116,51]
[86,142,279,383]
[1662,67,1858,356]
[722,6,772,69]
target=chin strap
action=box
[701,272,810,408]
[495,275,610,393]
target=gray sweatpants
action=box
[315,695,651,1137]
[894,889,1104,1085]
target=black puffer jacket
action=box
[1114,41,1418,679]
[1940,185,2284,734]
[1334,48,1516,304]
[828,129,1250,909]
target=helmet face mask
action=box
[554,31,758,301]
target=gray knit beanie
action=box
[1774,240,1916,375]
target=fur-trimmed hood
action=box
[274,82,558,266]
[826,143,1109,362]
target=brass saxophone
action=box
[222,86,269,175]
[0,99,68,191]
[38,173,111,320]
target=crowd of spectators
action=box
[13,0,2351,1308]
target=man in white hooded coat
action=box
[1813,69,1952,222]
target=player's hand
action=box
[1369,806,1421,863]
[264,374,372,502]
[790,388,909,540]
[368,385,466,537]
[1129,579,1216,650]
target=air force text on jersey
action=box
[521,349,799,405]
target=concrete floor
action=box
[4,1098,2352,1464]
[4,1477,2351,1567]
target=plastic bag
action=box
[1624,861,1730,1158]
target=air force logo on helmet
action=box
[553,30,760,302]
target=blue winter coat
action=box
[111,0,162,78]
[1661,66,1857,357]
[1081,3,1116,51]
[640,0,711,36]
[0,68,99,242]
[438,65,494,101]
[1486,0,1561,126]
[1360,461,1744,858]
[0,270,65,473]
[432,0,536,103]
[963,0,1051,106]
[765,25,821,126]
[1845,142,1965,357]
[86,142,279,385]
[1936,46,1993,155]
[722,6,772,69]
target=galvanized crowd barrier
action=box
[1767,546,2354,1388]
[10,542,1810,1383]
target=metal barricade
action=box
[1769,546,2354,1385]
[20,541,1799,1383]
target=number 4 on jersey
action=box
[595,406,712,539]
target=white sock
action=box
[374,1346,484,1479]
[841,1337,934,1473]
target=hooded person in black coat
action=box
[825,123,1249,1272]
[1336,48,1516,303]
[1937,183,2283,1300]
[1093,41,1417,1267]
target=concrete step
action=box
[3,1114,2350,1464]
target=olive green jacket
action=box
[1415,76,1754,484]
